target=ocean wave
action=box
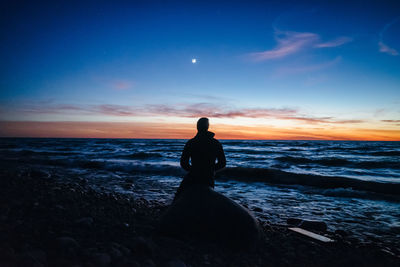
[275,156,399,169]
[2,153,399,197]
[276,156,349,166]
[1,149,78,157]
[121,152,163,159]
[217,167,400,196]
[369,151,400,156]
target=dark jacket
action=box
[180,131,226,185]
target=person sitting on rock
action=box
[175,117,226,200]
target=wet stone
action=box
[92,252,111,267]
[287,218,302,226]
[167,259,187,267]
[26,249,47,264]
[131,237,154,256]
[335,229,349,237]
[57,237,79,250]
[109,247,123,260]
[299,220,327,232]
[143,259,156,267]
[252,207,263,212]
[74,217,94,227]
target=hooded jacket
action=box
[180,131,226,185]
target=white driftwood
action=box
[289,227,334,243]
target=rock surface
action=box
[0,167,399,266]
[299,220,328,232]
[158,185,261,249]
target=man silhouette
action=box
[175,118,226,200]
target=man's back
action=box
[180,130,226,186]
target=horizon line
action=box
[0,136,399,142]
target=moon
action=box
[192,58,197,64]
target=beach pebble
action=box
[92,252,111,267]
[109,247,123,260]
[252,207,263,212]
[74,217,94,227]
[299,220,327,232]
[335,229,349,237]
[78,178,88,185]
[56,237,79,251]
[287,218,302,226]
[110,242,131,255]
[29,169,49,179]
[121,260,141,267]
[131,237,154,256]
[143,259,156,267]
[167,259,187,267]
[25,249,47,264]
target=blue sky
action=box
[0,0,399,139]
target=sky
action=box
[1,0,400,140]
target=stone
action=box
[143,259,156,267]
[158,185,261,249]
[131,237,154,256]
[56,237,79,250]
[26,249,47,264]
[92,252,111,267]
[167,259,187,267]
[29,169,49,179]
[78,178,88,185]
[74,217,94,227]
[252,207,263,212]
[299,220,327,232]
[335,229,348,237]
[119,245,131,255]
[287,218,302,226]
[109,247,123,260]
[121,260,141,267]
[111,242,131,255]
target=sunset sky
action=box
[1,0,400,140]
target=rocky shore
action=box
[0,167,399,266]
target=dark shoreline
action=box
[1,168,399,266]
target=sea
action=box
[1,138,399,247]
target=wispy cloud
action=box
[247,29,352,61]
[381,120,400,123]
[1,101,365,126]
[315,36,353,48]
[248,30,319,61]
[378,41,399,56]
[112,80,134,90]
[378,17,399,56]
[146,103,298,119]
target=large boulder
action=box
[158,185,261,249]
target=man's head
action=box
[197,117,209,132]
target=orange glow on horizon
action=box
[0,121,399,141]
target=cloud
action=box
[378,17,399,56]
[378,41,399,56]
[247,30,319,61]
[280,116,363,125]
[315,36,353,48]
[247,30,352,61]
[147,103,298,119]
[1,101,365,126]
[113,80,133,90]
[381,120,400,123]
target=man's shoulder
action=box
[211,137,223,147]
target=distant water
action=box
[1,138,399,246]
